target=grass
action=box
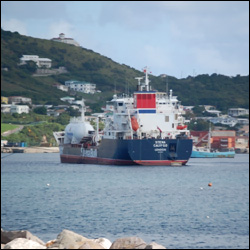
[1,123,19,134]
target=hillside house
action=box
[65,80,96,94]
[20,55,52,68]
[228,108,249,117]
[10,105,30,114]
[1,96,8,104]
[8,96,32,105]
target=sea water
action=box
[1,153,249,249]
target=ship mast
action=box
[81,99,86,121]
[143,66,150,91]
[208,123,211,150]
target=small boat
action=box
[191,146,235,158]
[191,125,235,158]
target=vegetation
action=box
[2,122,65,146]
[1,123,18,134]
[1,29,249,113]
[1,29,249,145]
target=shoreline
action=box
[1,146,59,153]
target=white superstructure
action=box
[103,67,189,140]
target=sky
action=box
[1,1,249,78]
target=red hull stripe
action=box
[61,155,187,166]
[61,155,135,165]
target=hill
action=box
[1,29,249,112]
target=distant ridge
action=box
[1,29,249,111]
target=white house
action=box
[8,96,32,105]
[54,84,68,92]
[1,104,11,113]
[20,55,52,68]
[60,96,75,103]
[65,80,96,94]
[228,108,249,117]
[10,105,29,114]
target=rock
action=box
[47,229,89,249]
[92,238,112,249]
[1,230,45,245]
[45,239,57,248]
[3,238,46,249]
[145,242,166,249]
[110,237,147,249]
[78,241,105,249]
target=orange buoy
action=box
[208,182,212,187]
[131,116,139,131]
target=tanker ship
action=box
[54,67,193,166]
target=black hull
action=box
[61,138,193,166]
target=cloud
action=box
[48,20,75,39]
[98,2,166,30]
[193,47,243,76]
[1,18,27,35]
[1,1,68,20]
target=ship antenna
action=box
[143,66,151,91]
[114,80,116,95]
[166,75,168,94]
[81,99,86,121]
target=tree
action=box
[33,106,47,115]
[188,119,210,131]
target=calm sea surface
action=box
[1,153,249,249]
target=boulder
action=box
[110,237,147,249]
[92,238,112,249]
[1,230,45,245]
[3,238,46,249]
[145,242,166,249]
[47,229,89,249]
[78,241,105,249]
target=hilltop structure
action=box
[51,33,80,47]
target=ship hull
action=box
[60,138,193,166]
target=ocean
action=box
[1,153,249,249]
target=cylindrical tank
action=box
[64,120,94,144]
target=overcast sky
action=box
[1,1,249,78]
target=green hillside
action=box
[1,29,249,112]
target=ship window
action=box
[175,114,178,120]
[118,103,123,106]
[165,116,169,122]
[172,124,174,128]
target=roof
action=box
[212,130,236,137]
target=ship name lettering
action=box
[153,141,168,148]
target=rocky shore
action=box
[1,229,166,249]
[1,147,59,153]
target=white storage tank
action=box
[64,117,94,144]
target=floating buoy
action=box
[200,187,203,190]
[46,183,50,186]
[208,182,212,187]
[206,216,210,218]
